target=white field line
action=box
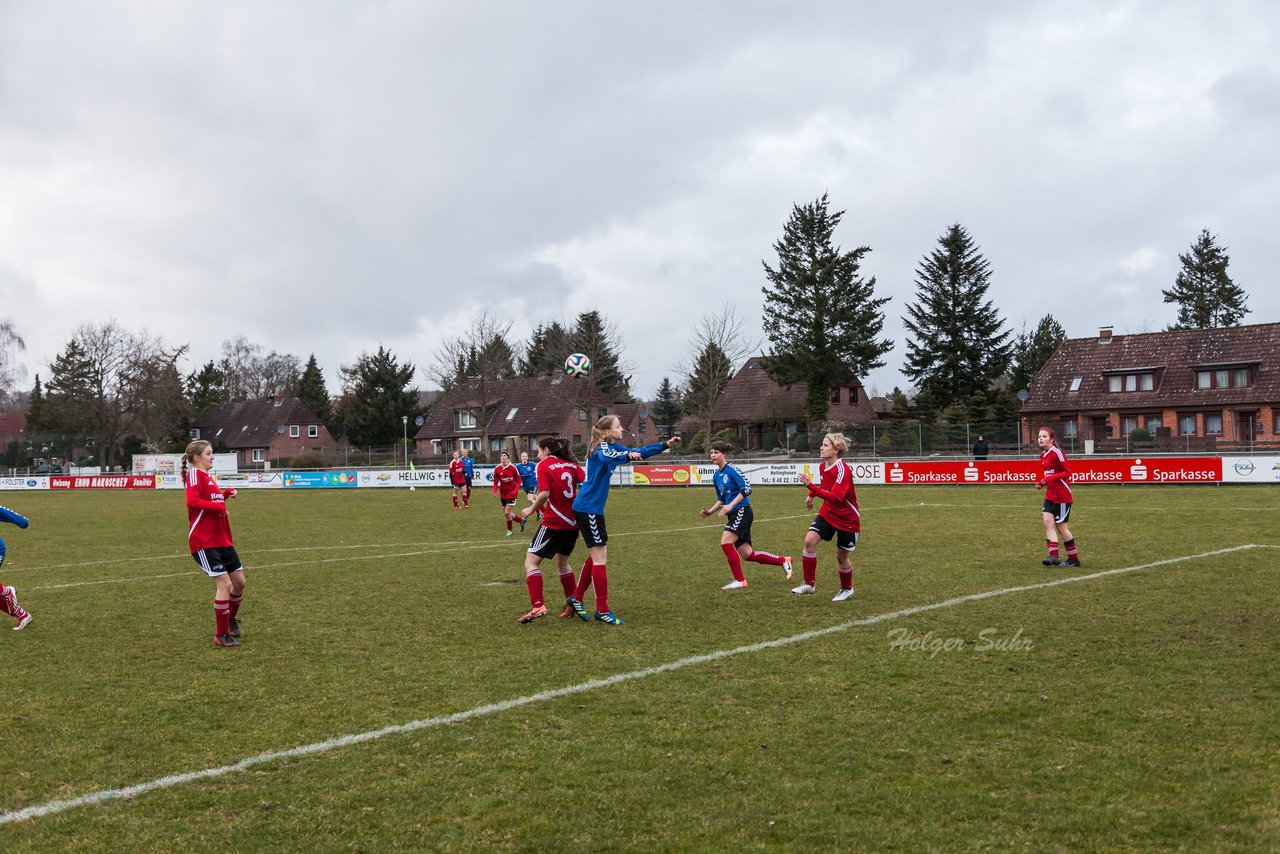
[1,543,1269,826]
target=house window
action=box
[598,407,607,418]
[1108,372,1154,392]
[460,438,480,452]
[1139,374,1154,391]
[252,449,265,462]
[1178,414,1197,435]
[572,434,583,445]
[1122,417,1139,435]
[432,440,444,455]
[830,387,841,403]
[506,407,518,421]
[1069,377,1082,392]
[1204,414,1223,435]
[579,409,587,421]
[1215,370,1229,388]
[1274,412,1280,434]
[308,425,318,438]
[1145,416,1162,433]
[1062,420,1078,438]
[190,428,200,439]
[458,410,477,429]
[1234,367,1249,386]
[289,425,300,438]
[1196,371,1211,389]
[489,438,503,452]
[1197,368,1252,389]
[1108,376,1122,393]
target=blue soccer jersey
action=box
[713,464,751,508]
[461,456,475,478]
[516,461,538,492]
[572,441,669,515]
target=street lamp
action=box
[402,416,409,467]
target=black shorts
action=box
[1043,500,1072,524]
[723,504,753,546]
[499,496,517,508]
[192,546,243,577]
[808,516,859,552]
[464,477,473,488]
[451,479,465,488]
[528,526,580,560]
[574,511,608,548]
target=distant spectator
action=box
[972,435,989,460]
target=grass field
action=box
[1,483,1277,851]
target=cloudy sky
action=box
[2,1,1278,402]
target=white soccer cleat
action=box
[13,613,32,631]
[791,583,816,595]
[721,580,748,590]
[782,557,794,581]
[831,588,855,602]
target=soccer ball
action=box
[564,353,592,378]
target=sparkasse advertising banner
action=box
[883,457,1223,485]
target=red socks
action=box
[573,558,594,601]
[802,553,818,586]
[214,599,230,637]
[746,550,786,567]
[557,568,576,598]
[838,566,853,591]
[525,570,544,608]
[593,564,609,613]
[721,543,745,583]
[1064,539,1079,560]
[1046,539,1059,558]
[229,593,243,619]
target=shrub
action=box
[1129,428,1152,443]
[289,451,328,470]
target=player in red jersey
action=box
[183,440,247,647]
[448,451,467,508]
[794,432,860,601]
[492,450,522,537]
[516,437,586,623]
[1036,426,1081,567]
[0,504,33,630]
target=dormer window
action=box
[1196,366,1251,389]
[1106,372,1154,392]
[457,410,477,429]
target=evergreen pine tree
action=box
[1009,314,1067,393]
[902,223,1012,410]
[26,375,51,432]
[651,377,683,435]
[186,361,226,416]
[761,193,893,423]
[1162,228,1250,329]
[569,310,633,402]
[296,354,332,424]
[343,347,420,447]
[519,322,573,376]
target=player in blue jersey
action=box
[0,504,33,630]
[516,450,540,531]
[461,449,476,507]
[699,442,793,590]
[567,415,680,625]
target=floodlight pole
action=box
[402,416,409,467]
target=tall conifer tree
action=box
[1162,229,1249,329]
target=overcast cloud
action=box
[2,0,1278,402]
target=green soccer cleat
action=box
[593,609,624,626]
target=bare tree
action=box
[678,307,759,448]
[427,311,517,461]
[217,336,300,402]
[0,319,26,409]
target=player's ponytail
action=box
[588,415,619,456]
[182,440,211,480]
[537,435,578,463]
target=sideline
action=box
[0,543,1266,825]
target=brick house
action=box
[708,357,880,450]
[193,397,338,468]
[1021,323,1280,451]
[417,374,649,458]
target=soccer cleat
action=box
[504,530,513,538]
[831,588,855,602]
[519,516,526,532]
[13,612,32,631]
[568,597,591,622]
[791,583,816,595]
[1060,558,1081,567]
[594,610,624,626]
[228,617,241,638]
[721,580,748,590]
[559,601,576,619]
[1042,556,1059,566]
[213,633,240,648]
[782,557,794,581]
[519,604,549,624]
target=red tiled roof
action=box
[710,357,879,422]
[1023,322,1280,413]
[0,411,25,444]
[195,398,327,449]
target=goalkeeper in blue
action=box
[568,414,680,625]
[0,504,33,630]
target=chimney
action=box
[1098,327,1113,344]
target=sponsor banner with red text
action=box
[883,457,1222,485]
[49,474,158,490]
[632,465,693,485]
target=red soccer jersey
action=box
[186,467,234,552]
[808,459,861,532]
[1040,445,1073,503]
[492,463,521,500]
[536,457,586,530]
[449,458,466,485]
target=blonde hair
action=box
[824,432,849,456]
[589,415,620,455]
[182,439,212,479]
